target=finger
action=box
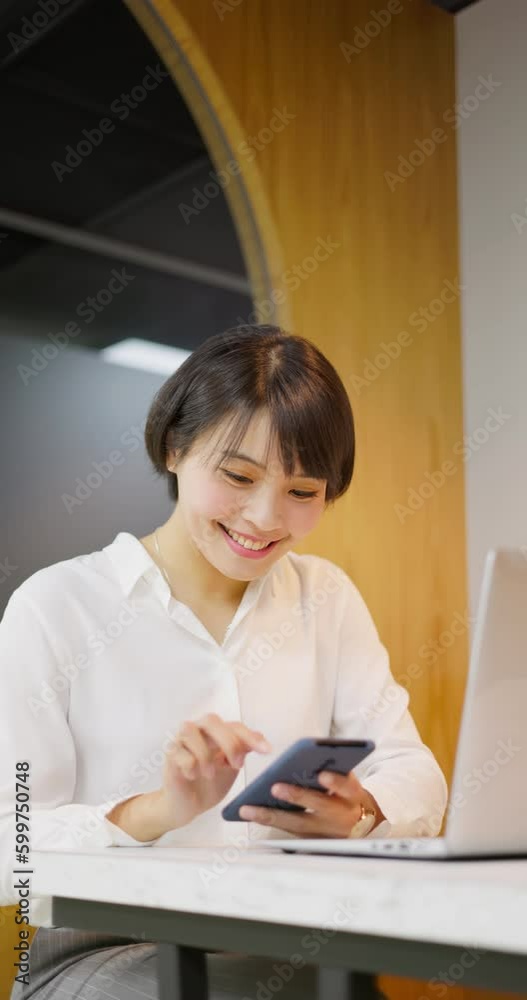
[270,782,342,813]
[230,722,272,753]
[196,714,268,769]
[238,805,326,836]
[170,745,199,781]
[219,719,272,759]
[317,769,363,801]
[194,713,247,769]
[177,722,216,778]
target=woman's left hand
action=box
[239,769,386,838]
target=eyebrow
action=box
[220,450,319,480]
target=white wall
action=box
[456,0,527,616]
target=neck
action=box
[145,507,249,606]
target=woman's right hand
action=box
[158,713,272,830]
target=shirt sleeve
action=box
[0,585,158,911]
[329,568,448,838]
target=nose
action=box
[243,487,285,536]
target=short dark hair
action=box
[144,324,355,505]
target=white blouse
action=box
[0,531,448,925]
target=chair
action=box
[0,907,37,1000]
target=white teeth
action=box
[224,526,270,550]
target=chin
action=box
[193,535,251,576]
[218,553,263,578]
[216,551,275,583]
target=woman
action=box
[2,324,447,1000]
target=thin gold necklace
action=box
[153,528,173,593]
[154,529,233,643]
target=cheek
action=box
[287,499,325,536]
[194,481,238,523]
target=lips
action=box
[218,523,277,546]
[218,521,280,559]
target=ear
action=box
[166,449,180,473]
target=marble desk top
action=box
[31,844,527,956]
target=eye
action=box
[223,470,252,484]
[220,469,318,500]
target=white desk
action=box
[30,845,527,999]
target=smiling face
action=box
[169,409,328,581]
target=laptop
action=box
[263,549,527,860]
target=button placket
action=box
[220,657,247,843]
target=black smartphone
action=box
[221,737,375,821]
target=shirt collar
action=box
[103,531,278,607]
[103,532,156,598]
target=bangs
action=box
[144,325,355,504]
[204,391,342,489]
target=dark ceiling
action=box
[0,0,484,356]
[0,0,252,353]
[430,0,481,11]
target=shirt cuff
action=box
[359,775,426,838]
[360,774,445,838]
[102,816,157,846]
